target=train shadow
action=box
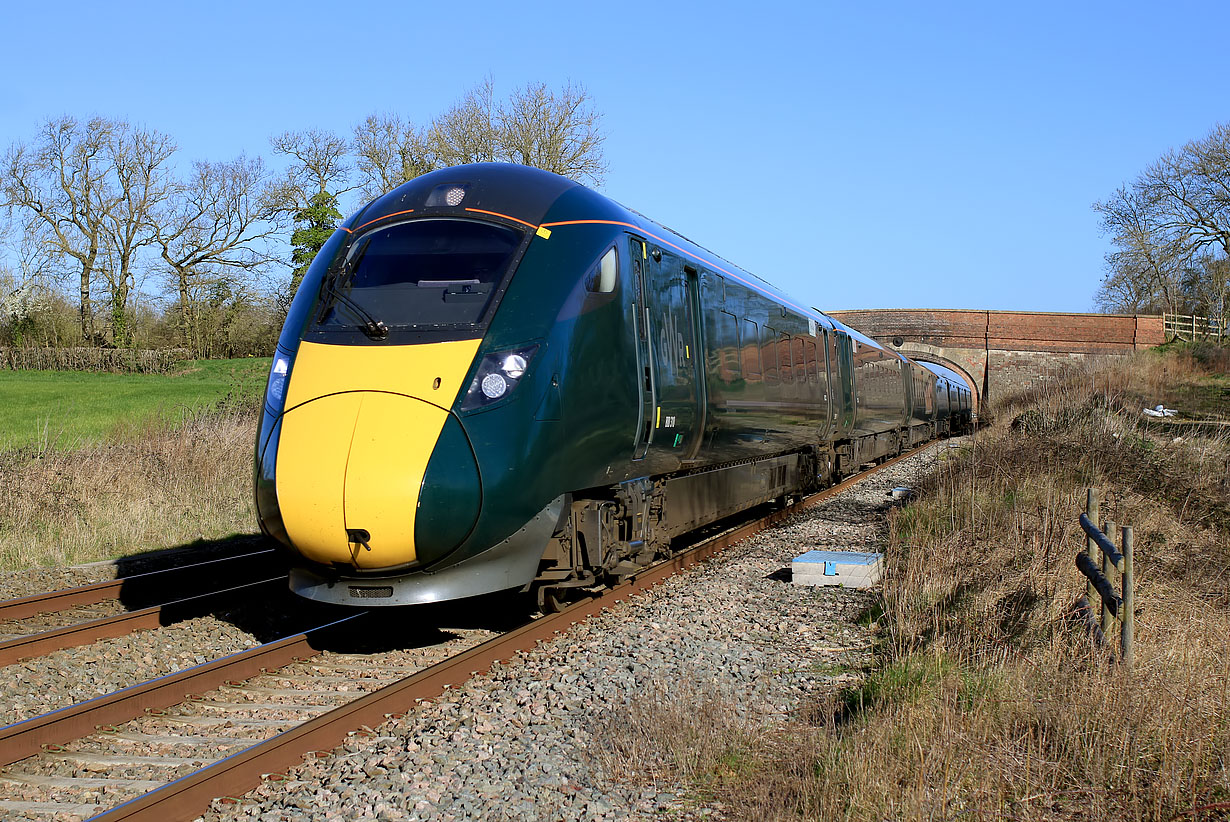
[103,532,538,655]
[110,533,272,579]
[110,533,291,625]
[307,590,539,655]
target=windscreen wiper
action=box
[315,236,387,340]
[317,278,389,340]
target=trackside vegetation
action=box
[0,359,268,570]
[597,343,1230,821]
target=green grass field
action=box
[0,358,271,451]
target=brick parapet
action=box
[829,309,1163,352]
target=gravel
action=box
[0,610,502,820]
[191,443,952,822]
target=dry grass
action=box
[0,399,259,571]
[595,348,1230,821]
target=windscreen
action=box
[315,218,523,332]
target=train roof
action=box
[342,164,847,337]
[918,361,970,387]
[338,165,933,370]
[344,163,582,235]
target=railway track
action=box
[0,446,931,821]
[0,550,289,667]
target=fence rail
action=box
[1075,489,1135,667]
[1163,313,1225,342]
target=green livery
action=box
[255,164,972,609]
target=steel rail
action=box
[0,613,365,769]
[0,576,288,667]
[0,549,282,621]
[87,442,936,822]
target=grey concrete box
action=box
[792,550,883,588]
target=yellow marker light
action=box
[656,406,661,428]
[536,226,552,239]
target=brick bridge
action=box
[827,310,1164,409]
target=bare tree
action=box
[1183,253,1229,334]
[1138,123,1230,260]
[1,117,177,346]
[427,79,606,184]
[1094,122,1230,317]
[271,127,352,205]
[271,128,353,294]
[498,82,606,184]
[1094,185,1189,314]
[95,124,176,346]
[430,78,500,168]
[1,116,116,342]
[154,155,286,352]
[352,114,436,201]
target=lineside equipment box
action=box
[792,550,883,588]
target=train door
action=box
[832,331,856,433]
[899,360,913,427]
[643,245,701,459]
[682,266,708,460]
[629,237,655,460]
[819,328,836,437]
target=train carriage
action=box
[255,164,971,609]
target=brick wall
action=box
[829,309,1164,354]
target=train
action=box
[254,163,973,611]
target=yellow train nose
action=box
[277,392,465,568]
[272,339,482,570]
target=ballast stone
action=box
[792,550,883,588]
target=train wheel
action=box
[536,585,566,614]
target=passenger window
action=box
[717,311,741,383]
[802,339,818,383]
[762,325,779,384]
[584,247,618,293]
[792,337,808,383]
[778,333,793,383]
[742,319,762,379]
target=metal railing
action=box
[1075,489,1135,667]
[1163,313,1225,342]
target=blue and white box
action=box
[792,550,883,588]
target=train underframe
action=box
[533,415,968,610]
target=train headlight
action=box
[265,349,294,413]
[462,344,539,410]
[481,373,508,399]
[501,353,528,379]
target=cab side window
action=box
[584,247,618,293]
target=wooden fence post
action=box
[1122,526,1134,669]
[1086,490,1099,614]
[1102,520,1116,638]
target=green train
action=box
[255,164,972,610]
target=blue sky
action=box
[2,0,1227,313]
